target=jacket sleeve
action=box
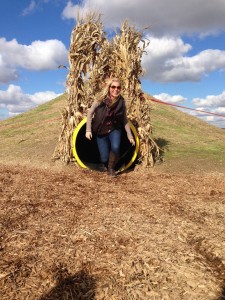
[86,101,99,132]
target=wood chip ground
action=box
[1,163,225,299]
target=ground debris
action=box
[0,163,225,299]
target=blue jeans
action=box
[96,129,121,163]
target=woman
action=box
[85,78,135,177]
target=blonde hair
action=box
[96,77,122,103]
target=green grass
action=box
[0,95,63,137]
[1,95,63,124]
[148,99,225,169]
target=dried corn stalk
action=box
[53,12,105,163]
[86,39,114,98]
[107,21,160,166]
[53,13,160,167]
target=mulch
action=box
[0,163,225,299]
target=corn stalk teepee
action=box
[53,12,160,167]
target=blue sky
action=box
[1,0,225,127]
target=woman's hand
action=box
[85,131,92,140]
[129,137,135,146]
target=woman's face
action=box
[109,81,121,100]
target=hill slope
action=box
[0,95,64,169]
[0,93,225,173]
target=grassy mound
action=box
[0,93,225,173]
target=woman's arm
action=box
[85,101,99,140]
[123,103,135,146]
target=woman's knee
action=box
[111,144,120,155]
[110,130,121,154]
[96,137,109,162]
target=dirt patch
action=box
[1,163,225,299]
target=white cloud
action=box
[21,0,37,16]
[62,0,80,20]
[0,84,61,117]
[190,92,225,127]
[215,107,225,113]
[63,0,225,36]
[0,38,68,84]
[30,91,62,105]
[142,36,225,82]
[195,113,225,128]
[153,93,187,104]
[0,38,68,70]
[0,55,18,84]
[193,91,225,107]
[21,0,62,17]
[142,36,191,82]
[21,40,68,70]
[149,91,225,127]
